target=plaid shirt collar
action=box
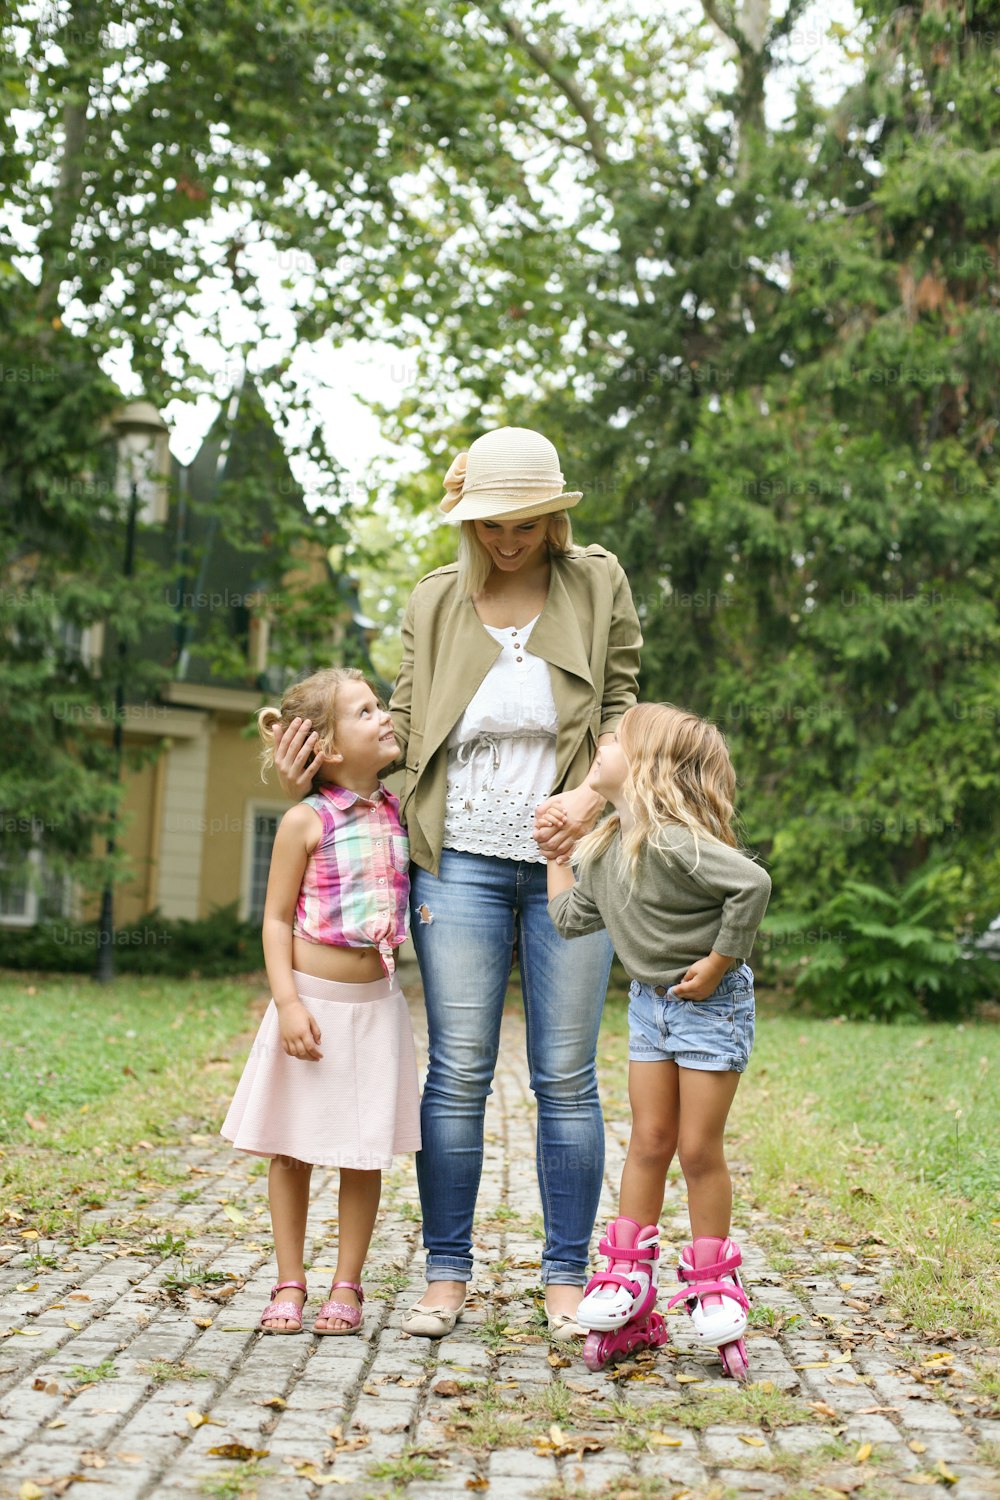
[314,780,388,810]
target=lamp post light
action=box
[95,401,170,985]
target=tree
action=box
[367,0,1000,1013]
[0,0,534,897]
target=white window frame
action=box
[0,848,42,927]
[241,800,287,923]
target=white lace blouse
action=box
[442,616,558,863]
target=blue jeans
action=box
[411,850,614,1285]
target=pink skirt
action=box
[221,970,422,1169]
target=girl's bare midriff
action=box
[292,936,390,984]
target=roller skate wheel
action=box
[720,1338,750,1382]
[648,1312,669,1349]
[583,1330,608,1372]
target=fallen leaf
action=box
[547,1351,571,1368]
[855,1442,873,1462]
[15,1283,39,1293]
[795,1360,831,1370]
[222,1204,245,1226]
[32,1378,60,1394]
[675,1373,703,1384]
[79,1451,106,1469]
[290,1462,350,1486]
[261,1396,287,1409]
[207,1444,269,1460]
[24,1112,46,1131]
[739,1435,766,1447]
[65,1319,82,1331]
[19,1485,44,1500]
[807,1401,839,1420]
[186,1411,223,1429]
[908,1440,927,1454]
[192,1317,213,1329]
[465,1480,489,1491]
[433,1379,461,1397]
[46,1418,67,1429]
[648,1432,683,1447]
[935,1460,959,1485]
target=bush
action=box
[762,865,998,1021]
[0,903,263,978]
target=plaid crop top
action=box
[293,782,410,978]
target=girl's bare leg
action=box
[618,1060,680,1226]
[266,1155,313,1329]
[676,1068,742,1237]
[315,1168,382,1331]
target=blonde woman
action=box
[273,427,641,1339]
[546,704,771,1378]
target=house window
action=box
[247,807,282,922]
[0,847,74,928]
[0,851,36,925]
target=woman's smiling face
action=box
[473,516,550,573]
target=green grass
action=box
[0,971,261,1237]
[67,1359,118,1384]
[596,986,1000,1342]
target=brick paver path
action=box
[2,968,998,1499]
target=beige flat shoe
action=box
[400,1294,466,1338]
[546,1309,586,1341]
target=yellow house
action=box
[0,380,380,937]
[114,688,289,926]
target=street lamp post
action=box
[95,401,170,985]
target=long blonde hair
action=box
[456,512,574,597]
[257,666,371,788]
[575,703,739,886]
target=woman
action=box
[273,426,641,1338]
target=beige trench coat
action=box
[387,544,642,875]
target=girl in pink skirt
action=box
[221,667,421,1335]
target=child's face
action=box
[590,732,629,798]
[322,681,398,777]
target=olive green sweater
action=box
[548,826,771,986]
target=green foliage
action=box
[367,0,1000,1018]
[0,0,528,897]
[765,865,997,1022]
[0,902,262,978]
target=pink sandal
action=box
[314,1281,364,1337]
[260,1279,307,1335]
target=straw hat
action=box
[439,427,582,524]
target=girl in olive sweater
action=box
[545,703,770,1378]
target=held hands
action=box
[670,951,733,1002]
[533,785,603,863]
[273,717,323,799]
[277,999,323,1061]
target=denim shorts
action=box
[627,964,756,1073]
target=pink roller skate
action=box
[576,1217,669,1372]
[667,1236,751,1381]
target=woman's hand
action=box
[273,717,322,799]
[533,784,603,862]
[276,999,323,1061]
